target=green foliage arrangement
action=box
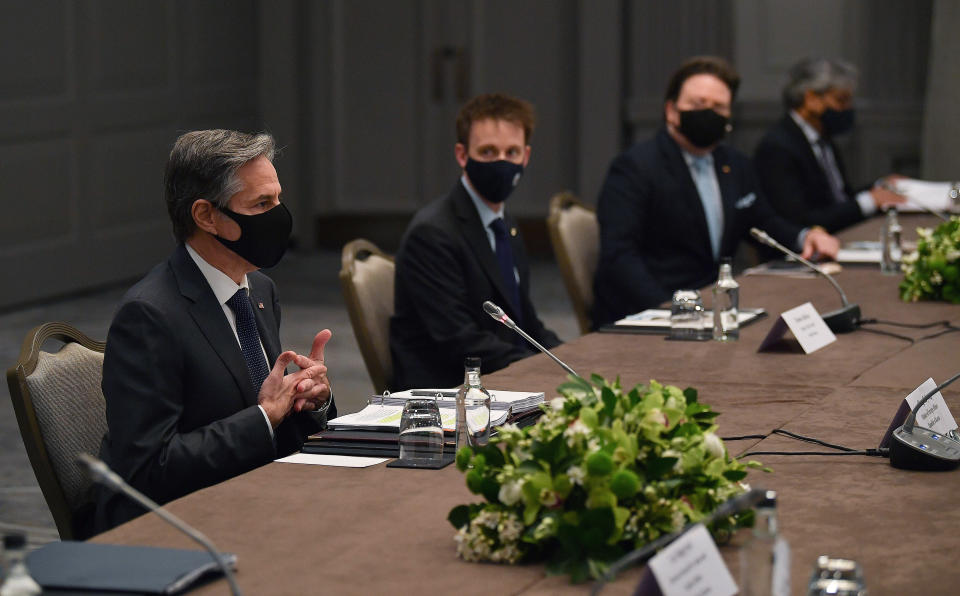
[900,216,960,303]
[448,375,764,583]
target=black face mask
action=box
[465,159,524,204]
[821,108,855,137]
[215,202,293,269]
[677,108,731,149]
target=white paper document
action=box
[276,453,388,467]
[892,178,958,212]
[647,524,737,596]
[905,378,958,434]
[380,388,544,413]
[327,403,509,432]
[614,308,765,328]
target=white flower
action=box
[671,508,686,532]
[567,465,586,486]
[498,480,523,506]
[703,432,725,459]
[498,515,523,542]
[550,397,567,410]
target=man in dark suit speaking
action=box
[391,93,560,389]
[592,56,840,328]
[753,57,903,233]
[95,130,336,532]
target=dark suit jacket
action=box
[390,180,561,389]
[593,128,802,328]
[753,114,865,233]
[93,244,334,533]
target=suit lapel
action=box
[658,130,714,259]
[451,183,520,318]
[783,115,836,203]
[170,245,259,407]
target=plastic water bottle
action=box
[739,490,790,596]
[455,356,491,450]
[880,207,902,275]
[712,258,739,341]
[0,534,41,596]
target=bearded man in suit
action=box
[592,56,840,327]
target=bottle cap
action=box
[4,533,26,549]
[758,489,777,508]
[464,356,481,369]
[721,257,732,265]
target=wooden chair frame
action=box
[547,192,598,335]
[339,238,395,394]
[6,322,106,539]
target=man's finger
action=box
[293,354,327,373]
[271,351,297,376]
[309,329,332,362]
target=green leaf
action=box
[683,387,698,403]
[723,469,748,481]
[480,477,500,503]
[579,406,599,429]
[645,456,678,479]
[447,504,471,529]
[601,386,618,417]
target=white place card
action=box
[905,378,958,434]
[758,302,836,354]
[647,524,737,596]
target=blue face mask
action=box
[465,159,524,204]
[821,108,855,136]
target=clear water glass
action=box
[670,289,705,340]
[398,398,444,464]
[806,556,866,596]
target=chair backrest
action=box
[339,239,396,394]
[6,322,107,540]
[547,192,600,335]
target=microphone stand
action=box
[482,301,581,379]
[750,228,861,333]
[77,453,243,596]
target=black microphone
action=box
[889,371,960,471]
[750,227,861,333]
[76,453,243,596]
[482,300,581,379]
[590,488,770,594]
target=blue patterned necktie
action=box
[226,288,270,392]
[690,156,724,260]
[488,218,522,327]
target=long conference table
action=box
[95,214,960,595]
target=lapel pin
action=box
[721,165,731,174]
[257,301,265,310]
[510,227,517,237]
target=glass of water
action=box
[398,398,444,465]
[806,556,866,596]
[670,289,705,340]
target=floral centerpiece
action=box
[448,374,765,582]
[900,216,960,303]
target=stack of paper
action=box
[327,403,510,433]
[892,178,958,213]
[375,388,545,414]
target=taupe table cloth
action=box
[95,214,959,594]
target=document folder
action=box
[26,541,236,595]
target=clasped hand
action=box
[257,329,333,428]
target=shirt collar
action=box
[185,242,250,306]
[681,150,713,170]
[461,174,503,229]
[790,110,821,145]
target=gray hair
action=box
[164,129,276,242]
[782,57,858,110]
